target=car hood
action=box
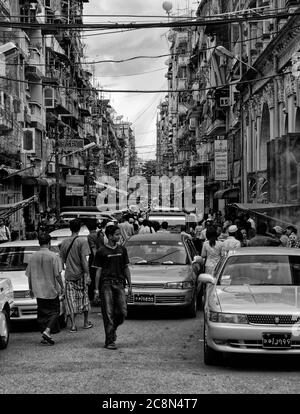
[216,285,300,314]
[129,265,189,283]
[0,270,28,291]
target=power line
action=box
[0,10,298,31]
[0,70,293,94]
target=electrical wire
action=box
[0,9,299,31]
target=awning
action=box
[214,187,240,199]
[22,177,56,187]
[0,165,21,177]
[230,202,300,211]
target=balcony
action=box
[206,119,226,137]
[25,64,43,81]
[0,105,13,132]
[45,35,66,57]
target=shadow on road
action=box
[222,353,300,371]
[127,307,201,320]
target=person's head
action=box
[86,218,98,232]
[142,219,148,227]
[286,225,297,236]
[161,221,168,230]
[244,212,250,220]
[206,219,213,228]
[228,224,238,237]
[216,225,222,237]
[69,218,81,234]
[206,227,218,247]
[123,214,130,222]
[105,225,121,245]
[38,232,51,247]
[257,222,268,235]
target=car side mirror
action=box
[198,273,215,285]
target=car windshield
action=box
[0,246,60,271]
[126,241,188,265]
[218,255,300,286]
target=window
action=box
[22,128,35,153]
[126,241,187,265]
[44,87,55,108]
[218,255,300,286]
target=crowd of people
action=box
[8,207,300,351]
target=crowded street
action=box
[2,0,300,399]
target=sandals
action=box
[83,322,93,329]
[69,327,78,333]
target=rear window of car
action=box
[0,246,60,271]
[218,255,300,286]
[125,240,188,265]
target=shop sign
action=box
[58,139,84,151]
[66,186,84,196]
[214,140,228,181]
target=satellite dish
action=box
[162,1,173,14]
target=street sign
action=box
[58,139,84,151]
[66,186,84,196]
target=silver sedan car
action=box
[199,247,300,365]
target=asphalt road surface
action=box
[1,307,300,394]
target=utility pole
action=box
[55,126,60,220]
[86,148,91,206]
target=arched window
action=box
[259,104,270,171]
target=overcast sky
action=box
[83,0,197,160]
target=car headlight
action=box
[165,281,194,289]
[209,311,248,324]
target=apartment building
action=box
[0,0,127,232]
[159,0,300,223]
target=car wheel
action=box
[0,310,10,350]
[203,321,222,366]
[186,293,197,318]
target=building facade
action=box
[158,0,300,224]
[0,0,129,233]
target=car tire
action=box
[0,309,10,350]
[203,321,222,366]
[186,293,197,318]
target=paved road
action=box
[1,308,300,394]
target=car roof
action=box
[127,233,185,242]
[226,247,300,256]
[50,226,89,237]
[0,239,61,248]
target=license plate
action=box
[262,333,292,349]
[133,294,155,303]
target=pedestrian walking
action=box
[201,227,223,275]
[86,218,104,303]
[157,221,170,233]
[272,226,289,247]
[286,225,300,248]
[247,222,281,247]
[222,225,242,253]
[25,232,64,346]
[60,219,92,333]
[93,225,132,350]
[0,221,11,243]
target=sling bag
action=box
[65,236,79,262]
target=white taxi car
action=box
[0,277,14,349]
[0,240,65,324]
[199,247,300,365]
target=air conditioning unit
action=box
[22,128,35,153]
[220,97,230,107]
[44,87,55,108]
[48,162,55,173]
